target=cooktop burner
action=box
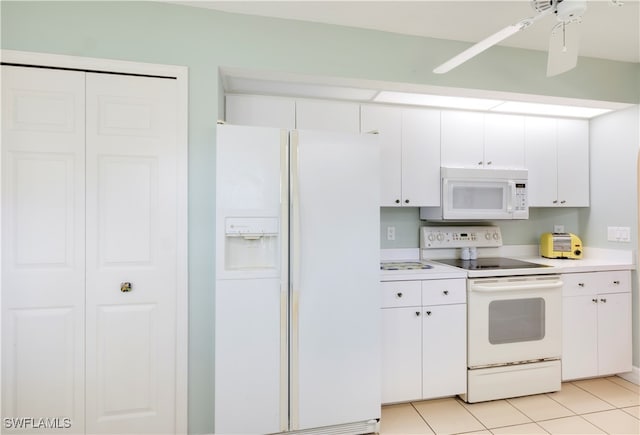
[380,262,434,271]
[433,257,549,270]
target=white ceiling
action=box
[178,0,640,63]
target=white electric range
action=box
[419,226,563,403]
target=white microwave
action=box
[420,167,529,221]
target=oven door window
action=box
[488,298,545,344]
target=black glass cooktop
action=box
[434,257,549,270]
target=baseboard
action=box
[618,366,640,385]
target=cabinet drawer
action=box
[422,279,466,305]
[562,271,631,297]
[381,281,421,308]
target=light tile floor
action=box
[380,376,640,435]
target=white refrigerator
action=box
[215,125,381,434]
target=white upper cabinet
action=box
[525,117,589,207]
[225,94,296,129]
[402,108,441,207]
[361,105,402,206]
[441,111,525,169]
[361,105,440,207]
[484,113,525,168]
[441,111,484,168]
[557,119,589,207]
[296,99,360,133]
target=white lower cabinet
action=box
[561,271,632,381]
[381,279,466,404]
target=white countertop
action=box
[381,246,635,281]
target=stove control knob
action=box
[436,233,444,242]
[492,232,500,240]
[428,233,435,242]
[485,232,491,240]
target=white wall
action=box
[584,105,639,367]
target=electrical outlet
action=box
[387,226,396,241]
[554,225,565,233]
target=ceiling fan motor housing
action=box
[555,0,587,21]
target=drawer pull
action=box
[578,283,585,287]
[415,311,420,317]
[443,290,449,295]
[396,292,403,298]
[425,311,432,316]
[600,298,607,303]
[592,298,598,303]
[613,280,620,285]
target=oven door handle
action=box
[472,281,563,293]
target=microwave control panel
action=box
[514,182,527,211]
[420,226,502,248]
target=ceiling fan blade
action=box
[433,6,555,75]
[433,24,523,74]
[547,23,581,77]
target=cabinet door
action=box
[402,108,441,207]
[557,119,589,206]
[441,110,484,168]
[381,307,422,403]
[597,292,632,376]
[361,105,402,206]
[296,99,360,133]
[225,94,296,128]
[484,113,525,169]
[422,304,466,399]
[562,295,598,381]
[524,117,558,207]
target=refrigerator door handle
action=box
[279,129,290,432]
[289,130,300,429]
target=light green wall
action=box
[381,207,583,248]
[2,2,639,433]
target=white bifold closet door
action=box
[2,65,178,434]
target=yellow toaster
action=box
[540,232,583,259]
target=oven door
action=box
[467,275,562,368]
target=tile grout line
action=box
[409,401,438,434]
[570,378,636,409]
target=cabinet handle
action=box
[415,311,421,317]
[553,200,558,204]
[395,199,400,204]
[613,280,620,285]
[443,290,449,295]
[396,292,403,298]
[600,298,607,303]
[578,283,585,287]
[404,199,410,204]
[486,161,492,165]
[425,311,432,316]
[560,200,566,204]
[478,161,483,166]
[592,298,598,303]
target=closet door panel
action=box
[85,73,178,434]
[1,65,85,432]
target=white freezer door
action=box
[214,125,288,434]
[290,130,381,430]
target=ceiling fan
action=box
[433,0,624,77]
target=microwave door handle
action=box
[507,181,516,213]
